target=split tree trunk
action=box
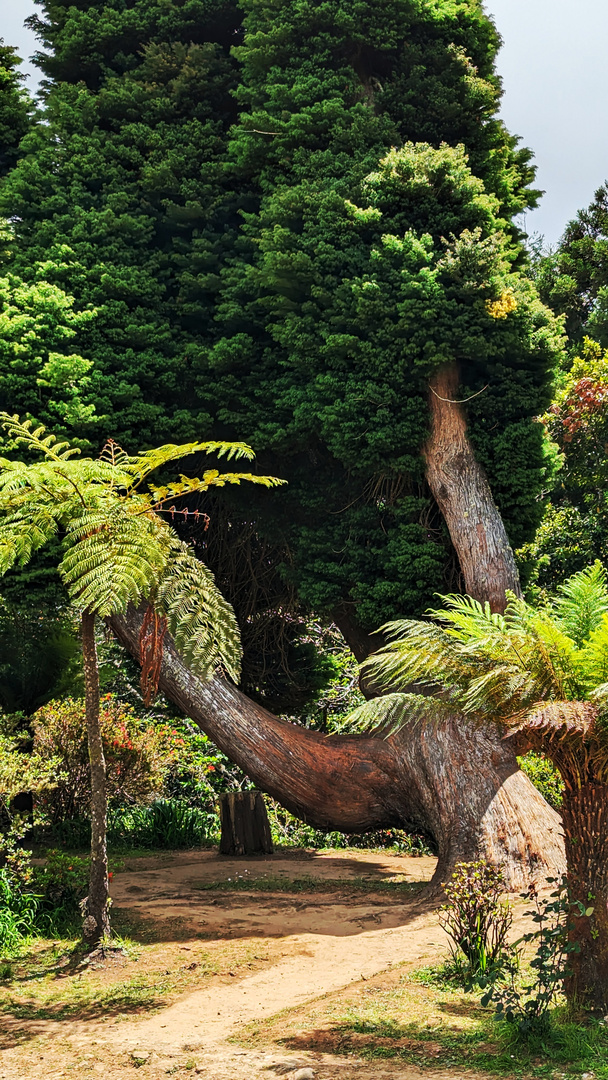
[81,611,110,946]
[423,365,522,610]
[110,607,564,892]
[219,791,274,855]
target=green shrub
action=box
[265,798,434,854]
[41,799,217,852]
[32,851,89,934]
[440,861,513,981]
[480,877,588,1037]
[107,799,216,850]
[32,696,180,822]
[518,752,565,809]
[0,867,38,954]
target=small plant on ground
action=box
[440,860,513,981]
[480,876,589,1036]
[0,866,38,954]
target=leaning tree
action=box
[1,0,567,882]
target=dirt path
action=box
[0,849,487,1080]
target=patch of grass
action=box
[193,873,423,895]
[241,962,608,1078]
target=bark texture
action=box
[423,365,522,611]
[557,753,608,1010]
[219,791,274,855]
[81,611,110,945]
[110,607,565,892]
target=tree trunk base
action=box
[219,790,274,856]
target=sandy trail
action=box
[1,850,472,1080]
[110,851,444,1063]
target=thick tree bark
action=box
[556,753,608,1011]
[423,365,522,611]
[81,611,110,946]
[110,607,564,891]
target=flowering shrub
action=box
[32,696,181,822]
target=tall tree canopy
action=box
[0,0,563,676]
[537,183,608,348]
[0,40,31,179]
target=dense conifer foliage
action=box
[3,0,242,446]
[537,184,608,347]
[0,0,563,657]
[0,40,31,178]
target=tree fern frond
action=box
[123,440,258,488]
[508,700,597,741]
[428,593,508,640]
[147,471,286,506]
[577,613,608,690]
[336,692,456,737]
[155,540,242,682]
[0,511,60,572]
[0,413,81,460]
[60,511,170,616]
[552,560,608,647]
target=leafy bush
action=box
[32,696,182,822]
[440,861,513,980]
[32,851,89,934]
[107,799,216,849]
[265,798,433,854]
[480,877,588,1036]
[518,752,565,809]
[41,800,217,851]
[0,867,38,954]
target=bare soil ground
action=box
[0,849,502,1080]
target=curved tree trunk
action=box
[110,607,564,892]
[424,365,522,611]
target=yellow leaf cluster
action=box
[485,289,517,320]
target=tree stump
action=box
[219,790,274,855]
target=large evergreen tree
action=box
[201,0,561,645]
[537,183,608,348]
[3,0,241,447]
[0,40,31,179]
[1,0,563,663]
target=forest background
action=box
[1,0,608,891]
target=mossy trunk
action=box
[81,610,110,946]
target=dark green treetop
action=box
[3,1,242,447]
[536,183,608,348]
[1,0,562,669]
[0,40,32,178]
[204,0,562,632]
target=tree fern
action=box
[552,561,608,647]
[0,414,282,946]
[350,566,608,741]
[0,412,282,683]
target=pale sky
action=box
[2,0,608,246]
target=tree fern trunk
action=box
[110,608,564,891]
[558,764,608,1010]
[81,611,110,945]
